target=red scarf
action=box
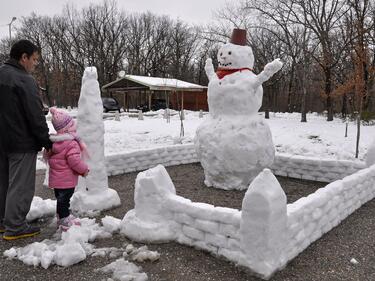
[216,67,253,79]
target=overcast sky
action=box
[0,0,230,40]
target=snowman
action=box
[194,28,283,190]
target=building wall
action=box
[170,90,208,111]
[109,90,208,111]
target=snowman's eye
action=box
[228,51,232,55]
[220,52,223,56]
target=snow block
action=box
[120,165,176,242]
[239,169,287,279]
[71,188,121,214]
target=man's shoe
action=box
[3,225,40,241]
[0,228,5,234]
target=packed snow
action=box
[26,196,56,222]
[37,110,375,171]
[4,218,115,268]
[195,39,282,189]
[3,215,159,280]
[6,109,375,279]
[69,66,121,214]
[12,71,375,279]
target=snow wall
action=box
[120,164,375,279]
[97,144,367,182]
[38,143,365,183]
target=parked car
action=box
[42,103,49,115]
[38,87,50,115]
[102,97,122,113]
[136,99,171,112]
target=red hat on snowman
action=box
[230,28,247,46]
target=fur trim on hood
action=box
[50,133,75,142]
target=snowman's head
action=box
[83,66,98,82]
[217,43,254,69]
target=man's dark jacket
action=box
[0,59,52,153]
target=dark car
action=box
[137,99,170,112]
[102,97,122,113]
[39,87,50,115]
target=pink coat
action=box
[48,135,89,189]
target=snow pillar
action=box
[239,169,287,279]
[138,110,144,120]
[115,111,120,121]
[120,165,176,242]
[71,66,120,214]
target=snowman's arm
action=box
[205,58,218,81]
[255,58,283,87]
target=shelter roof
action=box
[102,75,206,92]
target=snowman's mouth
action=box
[218,62,232,67]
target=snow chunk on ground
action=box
[97,258,148,281]
[3,218,112,268]
[101,215,122,233]
[129,245,160,262]
[3,216,160,273]
[26,196,56,222]
[55,242,86,267]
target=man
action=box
[0,39,52,240]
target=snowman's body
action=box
[208,70,262,117]
[195,42,282,190]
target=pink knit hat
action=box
[50,107,75,133]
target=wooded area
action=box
[1,0,374,122]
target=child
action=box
[46,107,89,231]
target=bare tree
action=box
[293,0,352,121]
[245,0,314,120]
[168,21,200,80]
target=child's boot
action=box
[58,215,81,231]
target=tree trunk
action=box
[325,69,333,121]
[286,67,295,113]
[265,87,271,119]
[300,92,307,122]
[362,60,370,110]
[265,109,270,119]
[355,112,361,158]
[301,50,307,122]
[341,94,347,118]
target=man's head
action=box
[10,39,39,73]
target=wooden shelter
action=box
[102,75,208,111]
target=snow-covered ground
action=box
[4,216,159,281]
[47,109,375,161]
